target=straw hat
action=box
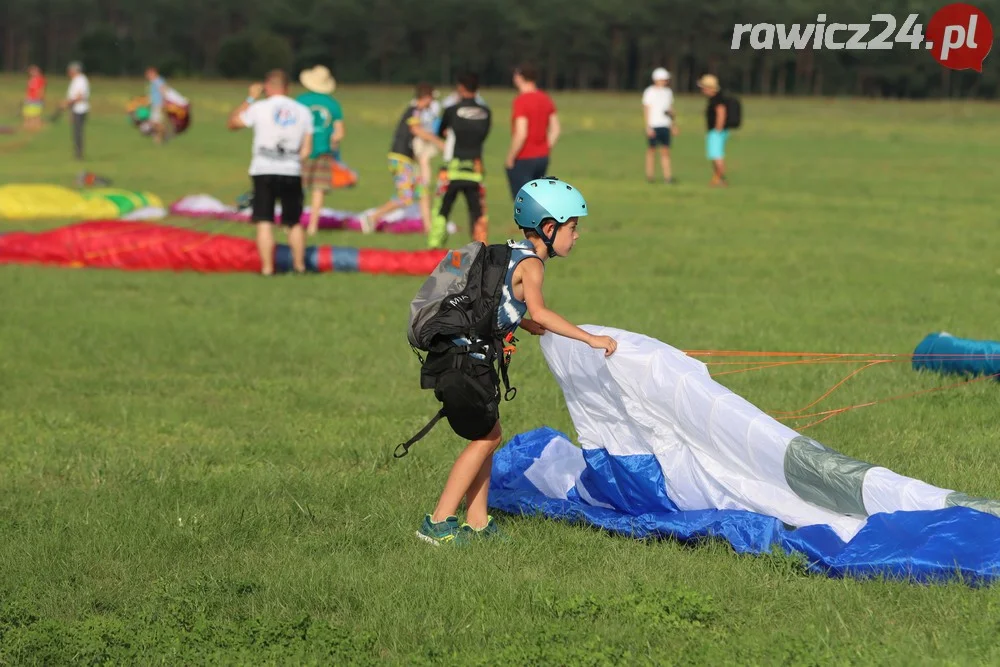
[697,74,720,91]
[299,65,336,94]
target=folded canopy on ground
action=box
[168,194,421,233]
[0,221,446,275]
[489,326,1000,583]
[913,332,1000,381]
[0,184,165,221]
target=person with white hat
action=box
[296,65,345,235]
[642,67,677,184]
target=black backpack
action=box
[724,95,742,129]
[394,241,519,458]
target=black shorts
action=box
[251,174,304,226]
[648,126,672,147]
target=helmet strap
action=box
[540,222,561,259]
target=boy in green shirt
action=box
[297,66,345,235]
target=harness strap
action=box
[393,408,446,458]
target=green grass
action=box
[2,74,1000,664]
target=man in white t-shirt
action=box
[60,61,90,160]
[642,67,678,184]
[227,69,314,276]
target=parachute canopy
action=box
[0,220,446,275]
[0,184,165,220]
[168,194,423,233]
[489,326,1000,583]
[913,332,1000,381]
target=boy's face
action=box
[415,94,433,109]
[544,218,580,256]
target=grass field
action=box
[2,74,1000,664]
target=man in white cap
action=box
[296,65,345,235]
[642,67,677,184]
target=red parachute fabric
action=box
[0,221,449,276]
[0,221,260,272]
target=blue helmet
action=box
[513,177,588,232]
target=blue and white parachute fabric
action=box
[489,326,1000,583]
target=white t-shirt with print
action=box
[642,85,674,128]
[67,74,90,114]
[238,95,314,177]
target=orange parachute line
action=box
[681,348,999,432]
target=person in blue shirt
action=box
[145,67,168,145]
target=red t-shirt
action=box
[26,74,45,101]
[512,90,555,160]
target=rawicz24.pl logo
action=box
[731,3,993,72]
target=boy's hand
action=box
[588,335,618,357]
[519,319,546,336]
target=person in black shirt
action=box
[428,72,492,247]
[358,83,444,233]
[698,74,729,187]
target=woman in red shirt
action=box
[504,63,561,199]
[23,65,46,131]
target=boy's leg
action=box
[462,445,499,529]
[430,421,502,524]
[645,146,656,182]
[361,158,412,232]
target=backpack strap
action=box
[393,408,446,458]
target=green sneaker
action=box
[416,514,467,546]
[461,515,506,541]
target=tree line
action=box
[2,0,997,98]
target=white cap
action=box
[652,67,670,81]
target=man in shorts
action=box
[642,67,678,183]
[698,74,729,187]
[296,65,345,236]
[359,83,444,234]
[227,69,314,275]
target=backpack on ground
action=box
[395,241,519,458]
[724,94,742,129]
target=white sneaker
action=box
[359,212,375,234]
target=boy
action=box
[359,83,444,234]
[417,177,618,545]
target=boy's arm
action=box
[519,260,617,355]
[410,121,445,147]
